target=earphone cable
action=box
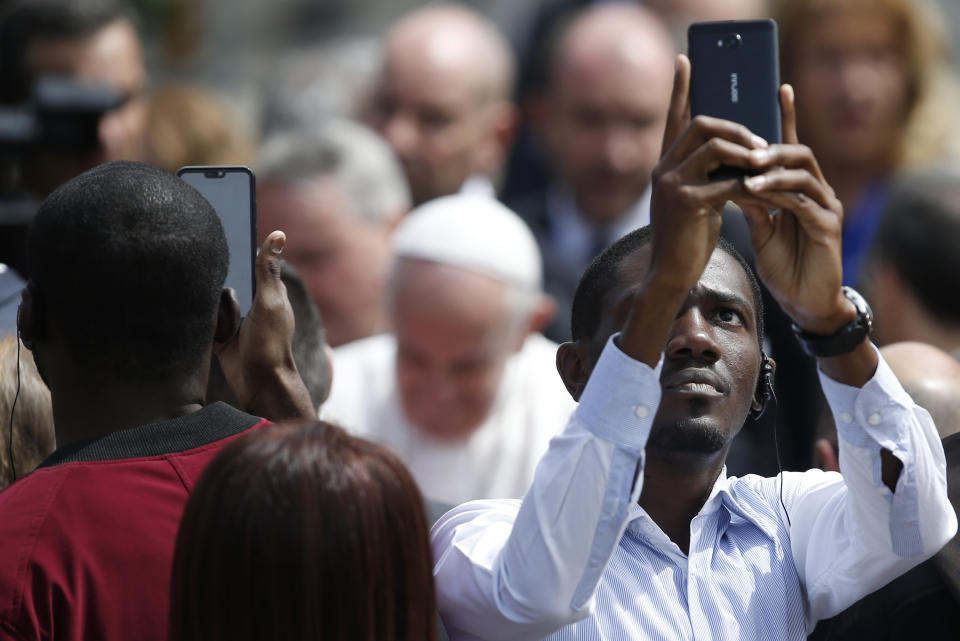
[8,335,21,485]
[770,386,791,527]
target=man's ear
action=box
[556,341,591,401]
[214,287,242,345]
[750,354,777,415]
[477,101,519,175]
[18,286,40,350]
[320,341,335,405]
[526,294,557,336]
[510,295,558,352]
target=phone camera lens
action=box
[722,33,742,49]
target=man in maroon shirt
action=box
[0,161,316,641]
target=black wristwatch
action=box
[792,286,873,358]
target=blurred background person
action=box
[142,83,254,174]
[0,264,24,336]
[259,36,382,135]
[501,0,769,204]
[321,194,571,505]
[0,0,148,278]
[863,169,960,357]
[811,341,960,639]
[509,4,675,342]
[169,421,437,641]
[0,336,55,490]
[365,3,518,205]
[0,0,148,196]
[645,0,769,45]
[777,0,960,289]
[256,120,410,347]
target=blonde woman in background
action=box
[142,83,254,174]
[0,336,54,489]
[777,0,960,288]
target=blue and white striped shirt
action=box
[431,336,956,641]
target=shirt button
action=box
[634,405,650,419]
[839,412,853,424]
[868,413,881,426]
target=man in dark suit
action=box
[508,3,675,341]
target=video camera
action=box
[0,75,126,154]
[0,76,126,195]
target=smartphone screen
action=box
[177,166,256,313]
[689,20,781,179]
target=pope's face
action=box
[391,260,520,440]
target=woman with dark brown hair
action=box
[168,421,437,641]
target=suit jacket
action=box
[509,190,594,343]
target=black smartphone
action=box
[688,19,781,180]
[177,166,257,313]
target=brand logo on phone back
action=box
[730,73,739,103]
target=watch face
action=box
[842,286,874,332]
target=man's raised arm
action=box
[733,83,957,625]
[431,54,769,641]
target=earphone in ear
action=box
[18,281,40,352]
[750,354,775,420]
[17,303,33,352]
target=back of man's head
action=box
[280,261,331,409]
[881,341,960,440]
[27,160,229,381]
[0,0,131,104]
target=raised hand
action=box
[648,55,769,294]
[737,85,852,335]
[737,85,877,385]
[214,231,317,421]
[618,54,767,365]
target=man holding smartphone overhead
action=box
[430,54,956,641]
[0,162,316,641]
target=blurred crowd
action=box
[1,0,959,640]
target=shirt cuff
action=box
[574,333,662,455]
[818,342,915,452]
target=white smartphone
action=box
[177,166,257,313]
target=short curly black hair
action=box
[570,226,764,347]
[27,160,229,381]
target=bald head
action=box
[545,4,676,224]
[387,4,514,104]
[369,4,518,205]
[552,4,675,91]
[882,342,960,439]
